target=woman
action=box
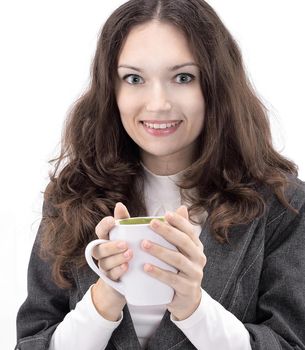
[16,0,305,349]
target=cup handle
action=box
[85,239,126,296]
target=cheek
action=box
[182,88,205,123]
[116,90,137,134]
[116,90,143,127]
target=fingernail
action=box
[123,250,130,258]
[117,241,127,249]
[142,240,151,249]
[151,220,160,228]
[144,264,153,272]
[120,263,127,270]
[165,212,174,219]
[116,202,126,208]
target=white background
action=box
[1,1,304,349]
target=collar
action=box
[142,163,183,215]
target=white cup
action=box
[85,217,178,306]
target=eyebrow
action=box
[117,62,198,72]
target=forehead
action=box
[117,20,196,66]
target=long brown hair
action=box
[41,0,299,288]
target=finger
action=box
[175,205,189,220]
[164,211,202,247]
[95,216,116,239]
[114,202,130,220]
[150,218,199,258]
[106,262,129,281]
[143,264,191,295]
[142,240,204,279]
[94,203,130,239]
[92,240,128,260]
[98,249,133,271]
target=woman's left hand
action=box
[142,205,207,321]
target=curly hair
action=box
[40,0,299,288]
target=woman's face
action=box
[115,20,205,175]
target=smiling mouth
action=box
[140,120,182,130]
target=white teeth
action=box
[143,121,181,129]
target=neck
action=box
[140,153,194,176]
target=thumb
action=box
[175,205,189,220]
[114,202,130,220]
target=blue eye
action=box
[123,74,144,85]
[175,73,195,84]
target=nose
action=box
[145,83,172,112]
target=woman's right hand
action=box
[91,202,133,321]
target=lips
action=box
[141,120,182,130]
[140,120,182,136]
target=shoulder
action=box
[42,181,60,217]
[265,173,305,226]
[283,173,305,206]
[263,174,305,250]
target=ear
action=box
[175,205,189,220]
[114,202,130,220]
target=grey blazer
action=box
[16,175,305,350]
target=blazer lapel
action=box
[145,310,188,350]
[111,306,142,349]
[201,218,260,305]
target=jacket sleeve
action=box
[15,200,70,350]
[244,186,305,350]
